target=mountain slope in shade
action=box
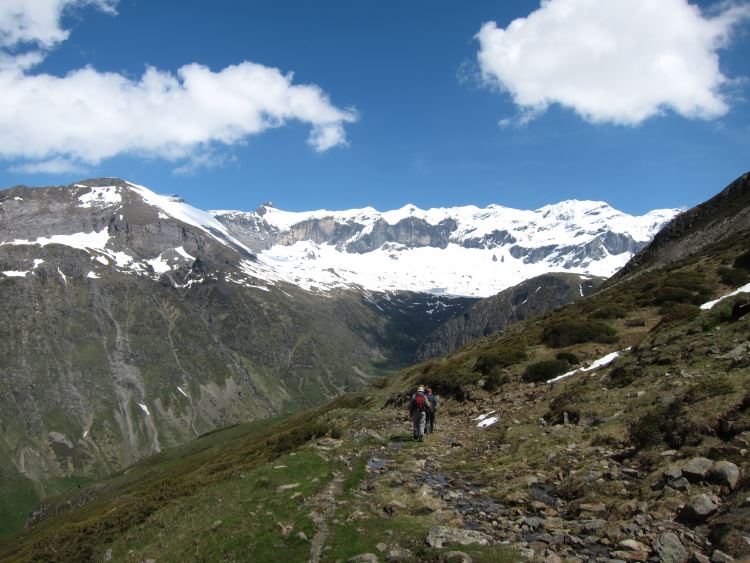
[416,272,604,360]
[615,171,750,280]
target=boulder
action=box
[682,458,714,482]
[619,539,652,553]
[708,461,740,491]
[690,552,711,563]
[652,532,688,563]
[426,526,492,549]
[386,548,413,562]
[668,477,691,492]
[679,494,719,524]
[664,464,683,481]
[710,550,735,563]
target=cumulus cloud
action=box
[0,0,356,173]
[0,0,117,49]
[476,0,750,125]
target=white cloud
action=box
[9,157,86,174]
[476,0,750,125]
[0,0,117,49]
[0,1,356,172]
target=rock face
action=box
[416,272,602,360]
[216,197,677,297]
[616,171,750,279]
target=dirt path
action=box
[307,471,345,563]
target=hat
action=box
[417,385,425,392]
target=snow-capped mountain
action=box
[1,179,679,297]
[213,199,680,297]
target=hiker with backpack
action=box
[409,385,430,441]
[425,387,437,433]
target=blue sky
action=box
[0,0,748,215]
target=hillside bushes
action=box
[474,346,527,375]
[541,320,617,347]
[523,359,570,382]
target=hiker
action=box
[425,387,437,433]
[409,385,429,441]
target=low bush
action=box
[541,320,617,347]
[658,303,700,324]
[592,305,627,319]
[555,351,580,365]
[523,358,570,382]
[684,376,735,403]
[483,370,510,392]
[609,365,639,387]
[625,318,647,328]
[474,346,527,375]
[734,249,750,270]
[718,266,749,287]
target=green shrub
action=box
[523,359,570,382]
[718,266,749,287]
[684,376,735,403]
[555,351,580,365]
[629,405,667,448]
[609,365,639,387]
[592,305,627,319]
[653,287,696,305]
[625,318,647,328]
[474,346,527,375]
[734,249,750,270]
[541,320,617,347]
[658,303,700,324]
[484,370,510,392]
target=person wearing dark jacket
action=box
[425,387,437,433]
[409,385,429,441]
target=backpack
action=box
[413,393,427,411]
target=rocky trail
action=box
[304,398,746,563]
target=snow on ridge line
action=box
[547,348,632,384]
[124,182,255,256]
[76,185,122,208]
[215,199,680,243]
[700,282,750,310]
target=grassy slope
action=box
[2,215,750,560]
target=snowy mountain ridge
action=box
[0,179,681,297]
[213,196,680,297]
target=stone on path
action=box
[682,458,714,482]
[679,493,719,524]
[708,461,740,490]
[426,525,492,549]
[386,548,413,562]
[652,532,688,563]
[710,550,735,563]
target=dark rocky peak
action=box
[615,171,750,281]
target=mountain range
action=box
[0,177,677,535]
[2,171,748,562]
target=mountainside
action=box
[215,198,678,297]
[416,272,604,360]
[615,171,750,280]
[0,179,472,535]
[3,172,749,563]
